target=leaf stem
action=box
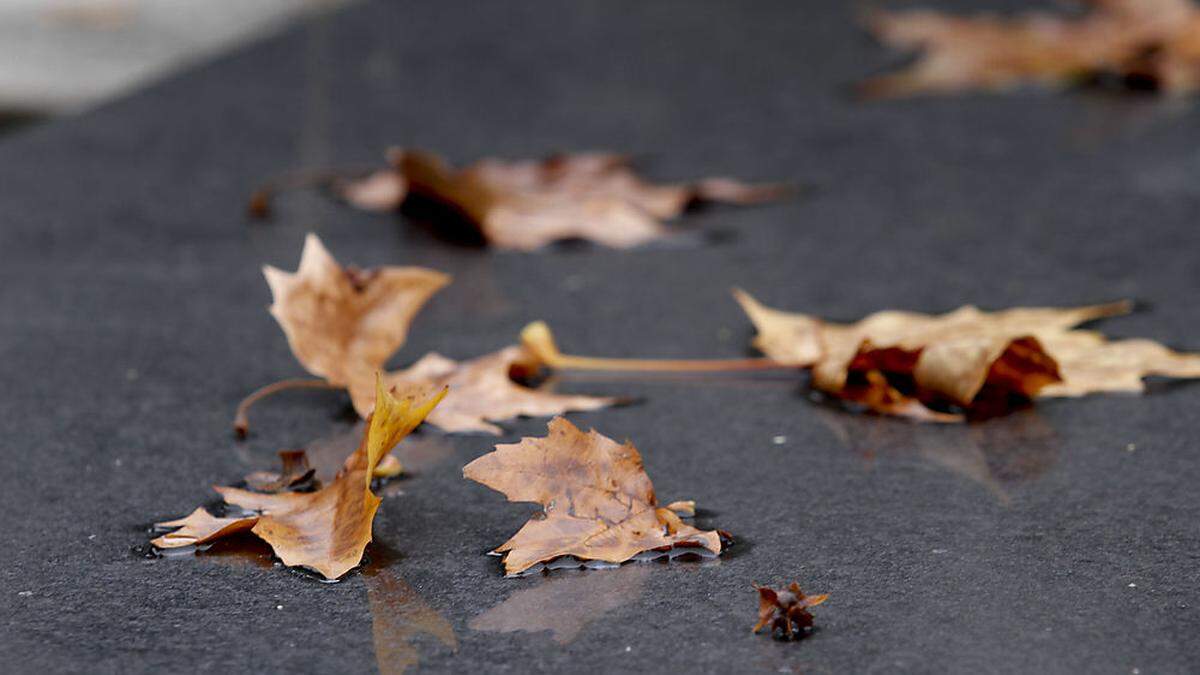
[234,379,339,439]
[547,354,787,373]
[520,320,794,375]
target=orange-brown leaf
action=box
[264,233,449,387]
[158,381,445,579]
[463,417,723,576]
[151,508,258,548]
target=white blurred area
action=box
[0,0,351,112]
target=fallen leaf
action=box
[463,417,724,576]
[335,148,788,250]
[239,235,618,437]
[735,290,1200,419]
[151,507,257,549]
[244,449,316,493]
[263,233,450,390]
[1038,333,1200,396]
[347,346,620,435]
[864,0,1200,97]
[156,380,445,579]
[753,582,827,640]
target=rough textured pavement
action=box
[1,1,1198,672]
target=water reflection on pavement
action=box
[816,407,1059,504]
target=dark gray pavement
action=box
[1,1,1198,672]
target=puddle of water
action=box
[470,564,650,645]
[140,534,455,670]
[196,534,278,570]
[816,407,1059,503]
[509,547,723,577]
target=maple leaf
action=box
[238,235,619,436]
[330,148,788,250]
[864,0,1200,97]
[347,347,621,435]
[263,233,449,389]
[156,380,445,579]
[463,417,725,576]
[753,582,828,640]
[735,289,1200,420]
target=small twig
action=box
[234,379,339,439]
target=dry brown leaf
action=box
[244,449,316,492]
[347,346,620,434]
[753,582,827,640]
[735,289,1200,420]
[157,381,445,579]
[334,149,787,250]
[864,0,1200,97]
[463,417,724,576]
[241,235,618,437]
[151,508,258,548]
[264,233,450,389]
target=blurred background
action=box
[0,0,349,133]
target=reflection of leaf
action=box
[365,567,457,675]
[470,565,650,645]
[815,407,1059,504]
[337,149,788,250]
[350,347,619,435]
[156,382,444,579]
[736,290,1200,420]
[864,0,1200,98]
[463,417,724,576]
